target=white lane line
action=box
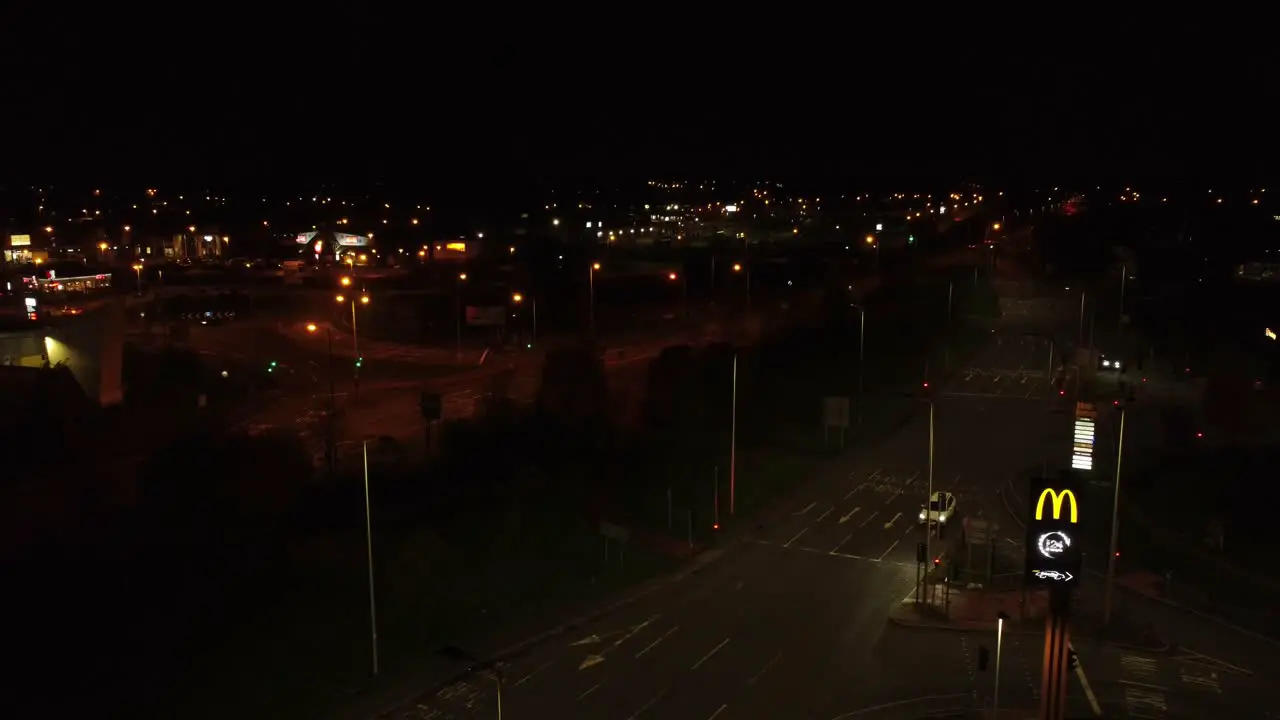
[838,507,861,523]
[513,660,553,686]
[1068,641,1104,716]
[707,704,728,719]
[749,651,781,685]
[878,539,901,561]
[816,506,835,522]
[883,511,902,529]
[792,501,816,516]
[784,527,809,548]
[577,682,600,701]
[830,533,854,555]
[635,626,679,659]
[857,510,879,528]
[830,551,881,562]
[626,690,667,719]
[691,638,731,670]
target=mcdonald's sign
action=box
[1034,488,1078,524]
[1026,477,1082,587]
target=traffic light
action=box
[268,361,278,373]
[1067,649,1079,671]
[908,235,915,245]
[977,645,990,671]
[356,356,364,368]
[916,541,926,563]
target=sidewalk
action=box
[888,583,1166,650]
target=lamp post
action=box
[512,292,536,346]
[732,262,751,310]
[362,441,379,676]
[865,234,879,266]
[131,263,144,295]
[335,291,369,392]
[455,272,467,362]
[1104,404,1127,626]
[730,352,738,516]
[668,271,686,316]
[852,304,866,424]
[994,611,1009,713]
[307,322,336,472]
[589,262,600,334]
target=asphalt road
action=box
[365,324,1081,719]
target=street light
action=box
[866,235,880,265]
[362,441,380,676]
[994,610,1009,713]
[512,292,536,346]
[340,275,353,288]
[455,272,467,362]
[732,262,751,308]
[336,291,370,391]
[589,263,601,334]
[131,263,144,295]
[1104,404,1128,626]
[306,322,337,469]
[667,271,687,315]
[851,303,866,424]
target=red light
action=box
[712,523,719,530]
[1059,390,1065,396]
[1113,400,1119,406]
[1142,377,1147,383]
[922,382,929,389]
[933,557,941,565]
[1196,432,1203,438]
[1114,551,1121,557]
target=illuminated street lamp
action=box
[512,292,536,346]
[131,263,144,295]
[667,271,687,314]
[992,222,1002,231]
[589,263,601,334]
[340,275,353,287]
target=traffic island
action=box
[888,583,1167,651]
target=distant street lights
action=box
[131,263,144,295]
[865,234,880,265]
[335,290,370,392]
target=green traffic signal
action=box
[908,235,915,245]
[268,360,278,373]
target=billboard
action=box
[10,233,31,247]
[295,231,318,245]
[334,232,369,247]
[1025,477,1082,587]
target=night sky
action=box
[3,15,1275,191]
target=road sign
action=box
[964,517,996,545]
[823,396,850,429]
[1072,402,1096,471]
[1026,476,1082,587]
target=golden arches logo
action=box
[1034,488,1078,523]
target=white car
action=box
[918,491,956,526]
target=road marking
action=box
[838,507,861,523]
[635,625,679,658]
[1172,648,1253,675]
[1067,641,1103,716]
[577,683,600,701]
[691,638,730,669]
[784,527,809,548]
[749,651,781,685]
[578,616,659,669]
[816,506,834,522]
[843,484,865,500]
[830,534,854,554]
[513,660,552,686]
[883,512,902,530]
[827,693,973,719]
[793,501,816,516]
[878,539,900,561]
[857,510,879,528]
[707,704,728,719]
[626,690,667,720]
